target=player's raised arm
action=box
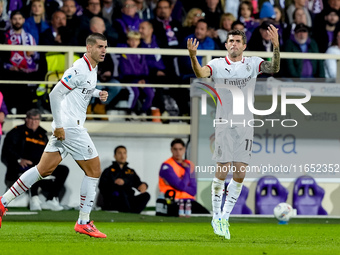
[260,24,280,74]
[187,38,211,78]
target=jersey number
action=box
[245,139,253,151]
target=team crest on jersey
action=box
[246,64,251,72]
[64,75,72,82]
[88,146,93,154]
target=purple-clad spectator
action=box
[238,0,259,42]
[313,8,339,53]
[158,138,209,214]
[170,0,185,23]
[1,10,42,113]
[113,0,143,43]
[118,31,154,116]
[272,5,287,47]
[139,20,167,114]
[139,21,166,79]
[284,23,325,78]
[3,11,39,75]
[7,0,30,17]
[0,91,8,141]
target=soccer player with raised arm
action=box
[187,26,280,239]
[0,33,109,238]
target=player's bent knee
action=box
[37,166,58,177]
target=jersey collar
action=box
[83,54,93,71]
[225,55,245,65]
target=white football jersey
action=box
[207,55,264,127]
[52,54,98,129]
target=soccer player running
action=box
[0,33,109,238]
[187,25,280,239]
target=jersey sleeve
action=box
[59,66,85,90]
[253,56,265,75]
[206,59,216,77]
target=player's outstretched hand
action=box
[267,24,279,48]
[53,127,65,141]
[99,90,108,102]
[187,38,199,58]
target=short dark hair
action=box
[26,109,41,119]
[51,10,66,20]
[114,145,126,155]
[196,19,208,28]
[86,33,107,46]
[140,20,153,29]
[10,10,24,19]
[231,20,244,30]
[156,0,172,8]
[171,138,185,148]
[226,29,247,44]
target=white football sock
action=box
[2,166,42,206]
[211,177,225,220]
[78,176,98,224]
[222,179,243,220]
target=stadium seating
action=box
[221,181,252,214]
[293,176,328,215]
[255,176,288,214]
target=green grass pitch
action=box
[1,210,339,255]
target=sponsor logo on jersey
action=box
[82,88,95,95]
[225,76,252,89]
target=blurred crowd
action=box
[0,0,338,117]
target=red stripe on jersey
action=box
[61,80,72,90]
[83,54,92,71]
[259,60,264,73]
[225,57,231,65]
[206,65,213,76]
